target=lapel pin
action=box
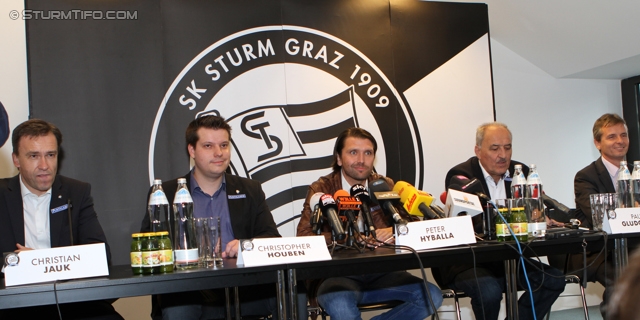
[58,195,62,199]
[236,190,239,194]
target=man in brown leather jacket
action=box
[296,127,442,320]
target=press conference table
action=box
[287,231,636,320]
[0,231,637,320]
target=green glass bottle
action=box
[495,208,511,242]
[130,233,144,275]
[157,231,174,273]
[509,207,528,242]
[141,232,160,274]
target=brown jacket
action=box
[296,170,410,244]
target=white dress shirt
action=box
[478,162,509,200]
[601,156,620,191]
[20,176,52,249]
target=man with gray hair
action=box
[433,122,565,320]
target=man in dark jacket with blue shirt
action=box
[141,115,281,320]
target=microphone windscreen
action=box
[333,189,350,199]
[392,181,413,203]
[440,191,447,204]
[310,192,324,207]
[403,187,434,217]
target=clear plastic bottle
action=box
[511,164,527,199]
[526,164,543,199]
[631,161,640,208]
[617,161,633,208]
[172,178,198,269]
[148,179,170,234]
[525,165,546,237]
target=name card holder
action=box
[396,215,476,252]
[237,236,331,267]
[3,243,109,287]
[603,207,640,234]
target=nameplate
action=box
[603,207,640,234]
[396,216,476,251]
[3,243,109,287]
[237,236,331,267]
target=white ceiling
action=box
[436,0,640,80]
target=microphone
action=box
[440,191,447,204]
[334,190,361,246]
[392,181,413,203]
[400,184,441,219]
[350,184,376,238]
[430,204,446,218]
[309,192,324,234]
[370,179,409,234]
[542,194,572,215]
[450,175,490,201]
[445,177,484,218]
[318,194,346,240]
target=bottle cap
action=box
[153,179,162,185]
[177,178,187,184]
[131,233,144,238]
[157,231,169,236]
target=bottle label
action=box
[510,222,528,236]
[158,249,173,265]
[130,252,143,267]
[174,188,193,203]
[496,224,508,237]
[174,248,199,263]
[142,251,160,267]
[149,190,169,205]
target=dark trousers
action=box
[449,259,565,320]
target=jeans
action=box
[317,271,443,320]
[449,259,565,320]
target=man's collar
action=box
[601,156,620,180]
[340,171,368,191]
[478,161,510,183]
[18,174,51,198]
[190,169,226,194]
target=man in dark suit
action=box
[141,115,281,320]
[435,122,565,320]
[0,119,121,319]
[572,113,627,316]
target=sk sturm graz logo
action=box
[149,26,422,224]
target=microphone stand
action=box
[344,210,365,253]
[328,229,350,255]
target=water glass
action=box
[195,217,223,268]
[589,193,617,231]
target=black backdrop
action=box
[25,0,490,265]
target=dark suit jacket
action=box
[573,157,615,229]
[141,172,280,314]
[0,175,111,267]
[444,156,530,197]
[141,172,280,239]
[435,157,529,286]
